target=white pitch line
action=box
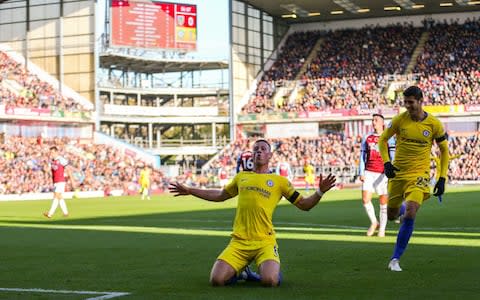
[0,287,130,300]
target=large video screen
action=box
[110,0,197,51]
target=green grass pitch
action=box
[0,186,479,299]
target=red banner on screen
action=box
[110,0,197,51]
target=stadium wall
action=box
[0,0,95,102]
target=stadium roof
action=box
[99,52,228,74]
[245,0,480,23]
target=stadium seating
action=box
[0,136,168,194]
[203,134,480,186]
[0,51,92,113]
[240,20,480,114]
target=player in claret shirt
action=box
[236,150,253,172]
[43,146,74,218]
[358,114,396,237]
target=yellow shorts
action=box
[305,176,315,185]
[217,238,280,273]
[388,176,431,208]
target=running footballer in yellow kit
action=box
[169,139,336,287]
[379,86,449,272]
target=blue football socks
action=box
[392,217,414,259]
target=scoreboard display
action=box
[110,0,197,51]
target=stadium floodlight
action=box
[280,3,309,17]
[394,0,419,9]
[308,12,321,16]
[357,8,370,13]
[440,2,454,5]
[384,6,402,10]
[333,0,361,13]
[467,1,480,4]
[330,10,344,14]
[412,4,425,8]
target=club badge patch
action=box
[423,130,430,137]
[267,180,274,187]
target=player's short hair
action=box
[372,113,384,120]
[50,146,58,151]
[403,86,423,100]
[253,139,271,151]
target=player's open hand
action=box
[168,182,190,196]
[318,174,336,193]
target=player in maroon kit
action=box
[236,151,253,172]
[276,159,293,181]
[43,146,74,218]
[358,114,396,237]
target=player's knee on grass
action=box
[209,260,237,286]
[209,274,228,286]
[260,273,280,287]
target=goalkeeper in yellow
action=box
[379,86,449,272]
[139,165,151,200]
[169,139,336,287]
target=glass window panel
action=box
[263,20,273,34]
[233,44,246,54]
[233,0,245,13]
[234,27,245,45]
[247,6,260,18]
[263,13,272,22]
[263,34,273,50]
[247,17,260,31]
[233,13,244,27]
[263,50,273,62]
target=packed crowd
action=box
[206,134,361,180]
[240,19,480,114]
[205,134,480,184]
[0,51,90,113]
[307,24,422,78]
[436,133,480,181]
[241,31,321,114]
[0,136,168,195]
[415,19,480,105]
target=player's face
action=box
[372,116,384,132]
[253,141,272,166]
[404,96,422,115]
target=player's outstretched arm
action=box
[295,174,336,211]
[168,182,232,202]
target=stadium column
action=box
[212,122,216,147]
[148,123,153,148]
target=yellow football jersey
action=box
[380,112,446,180]
[303,164,315,184]
[140,169,151,185]
[224,171,301,241]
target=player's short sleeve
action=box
[281,177,301,204]
[385,115,400,136]
[224,173,239,197]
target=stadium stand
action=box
[0,136,168,195]
[0,50,92,113]
[239,19,480,114]
[203,133,480,187]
